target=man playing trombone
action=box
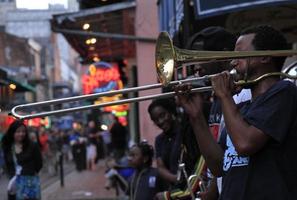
[176,25,297,199]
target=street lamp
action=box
[82,23,90,30]
[9,83,16,90]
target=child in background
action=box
[127,141,164,200]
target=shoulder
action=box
[269,80,297,95]
[155,133,165,142]
[252,80,297,104]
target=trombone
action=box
[10,32,297,120]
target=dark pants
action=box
[8,194,38,200]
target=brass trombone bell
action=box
[156,31,297,85]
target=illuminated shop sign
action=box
[28,117,51,128]
[82,61,121,94]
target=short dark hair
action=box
[241,25,289,70]
[148,98,177,117]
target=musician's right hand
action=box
[174,83,204,119]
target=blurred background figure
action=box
[2,120,43,200]
[110,116,128,161]
[70,129,87,172]
[86,138,97,171]
[100,124,112,157]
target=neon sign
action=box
[82,61,121,94]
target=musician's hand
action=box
[154,192,166,200]
[211,71,234,99]
[197,190,218,200]
[174,83,204,119]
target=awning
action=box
[51,1,138,64]
[0,78,9,86]
[194,0,297,18]
[7,77,36,93]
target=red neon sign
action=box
[82,63,121,94]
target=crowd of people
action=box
[1,24,297,200]
[0,116,129,200]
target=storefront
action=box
[157,0,297,76]
[158,0,297,46]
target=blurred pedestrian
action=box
[69,130,87,171]
[2,120,43,200]
[110,116,128,161]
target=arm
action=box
[211,72,268,156]
[156,158,177,184]
[176,85,224,176]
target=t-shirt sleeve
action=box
[244,82,297,143]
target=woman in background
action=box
[2,120,43,200]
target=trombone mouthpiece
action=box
[230,69,237,75]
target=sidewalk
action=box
[42,161,121,200]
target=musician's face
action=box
[149,106,174,133]
[231,33,261,80]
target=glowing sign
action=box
[28,117,50,128]
[82,61,121,94]
[94,94,130,113]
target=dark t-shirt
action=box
[129,167,164,200]
[219,80,297,200]
[155,127,181,174]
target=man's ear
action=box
[260,56,272,64]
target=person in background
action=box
[148,98,200,192]
[100,126,112,156]
[127,141,164,200]
[107,141,164,199]
[2,120,43,200]
[60,130,71,161]
[110,116,128,161]
[70,130,87,171]
[85,120,99,170]
[86,139,97,171]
